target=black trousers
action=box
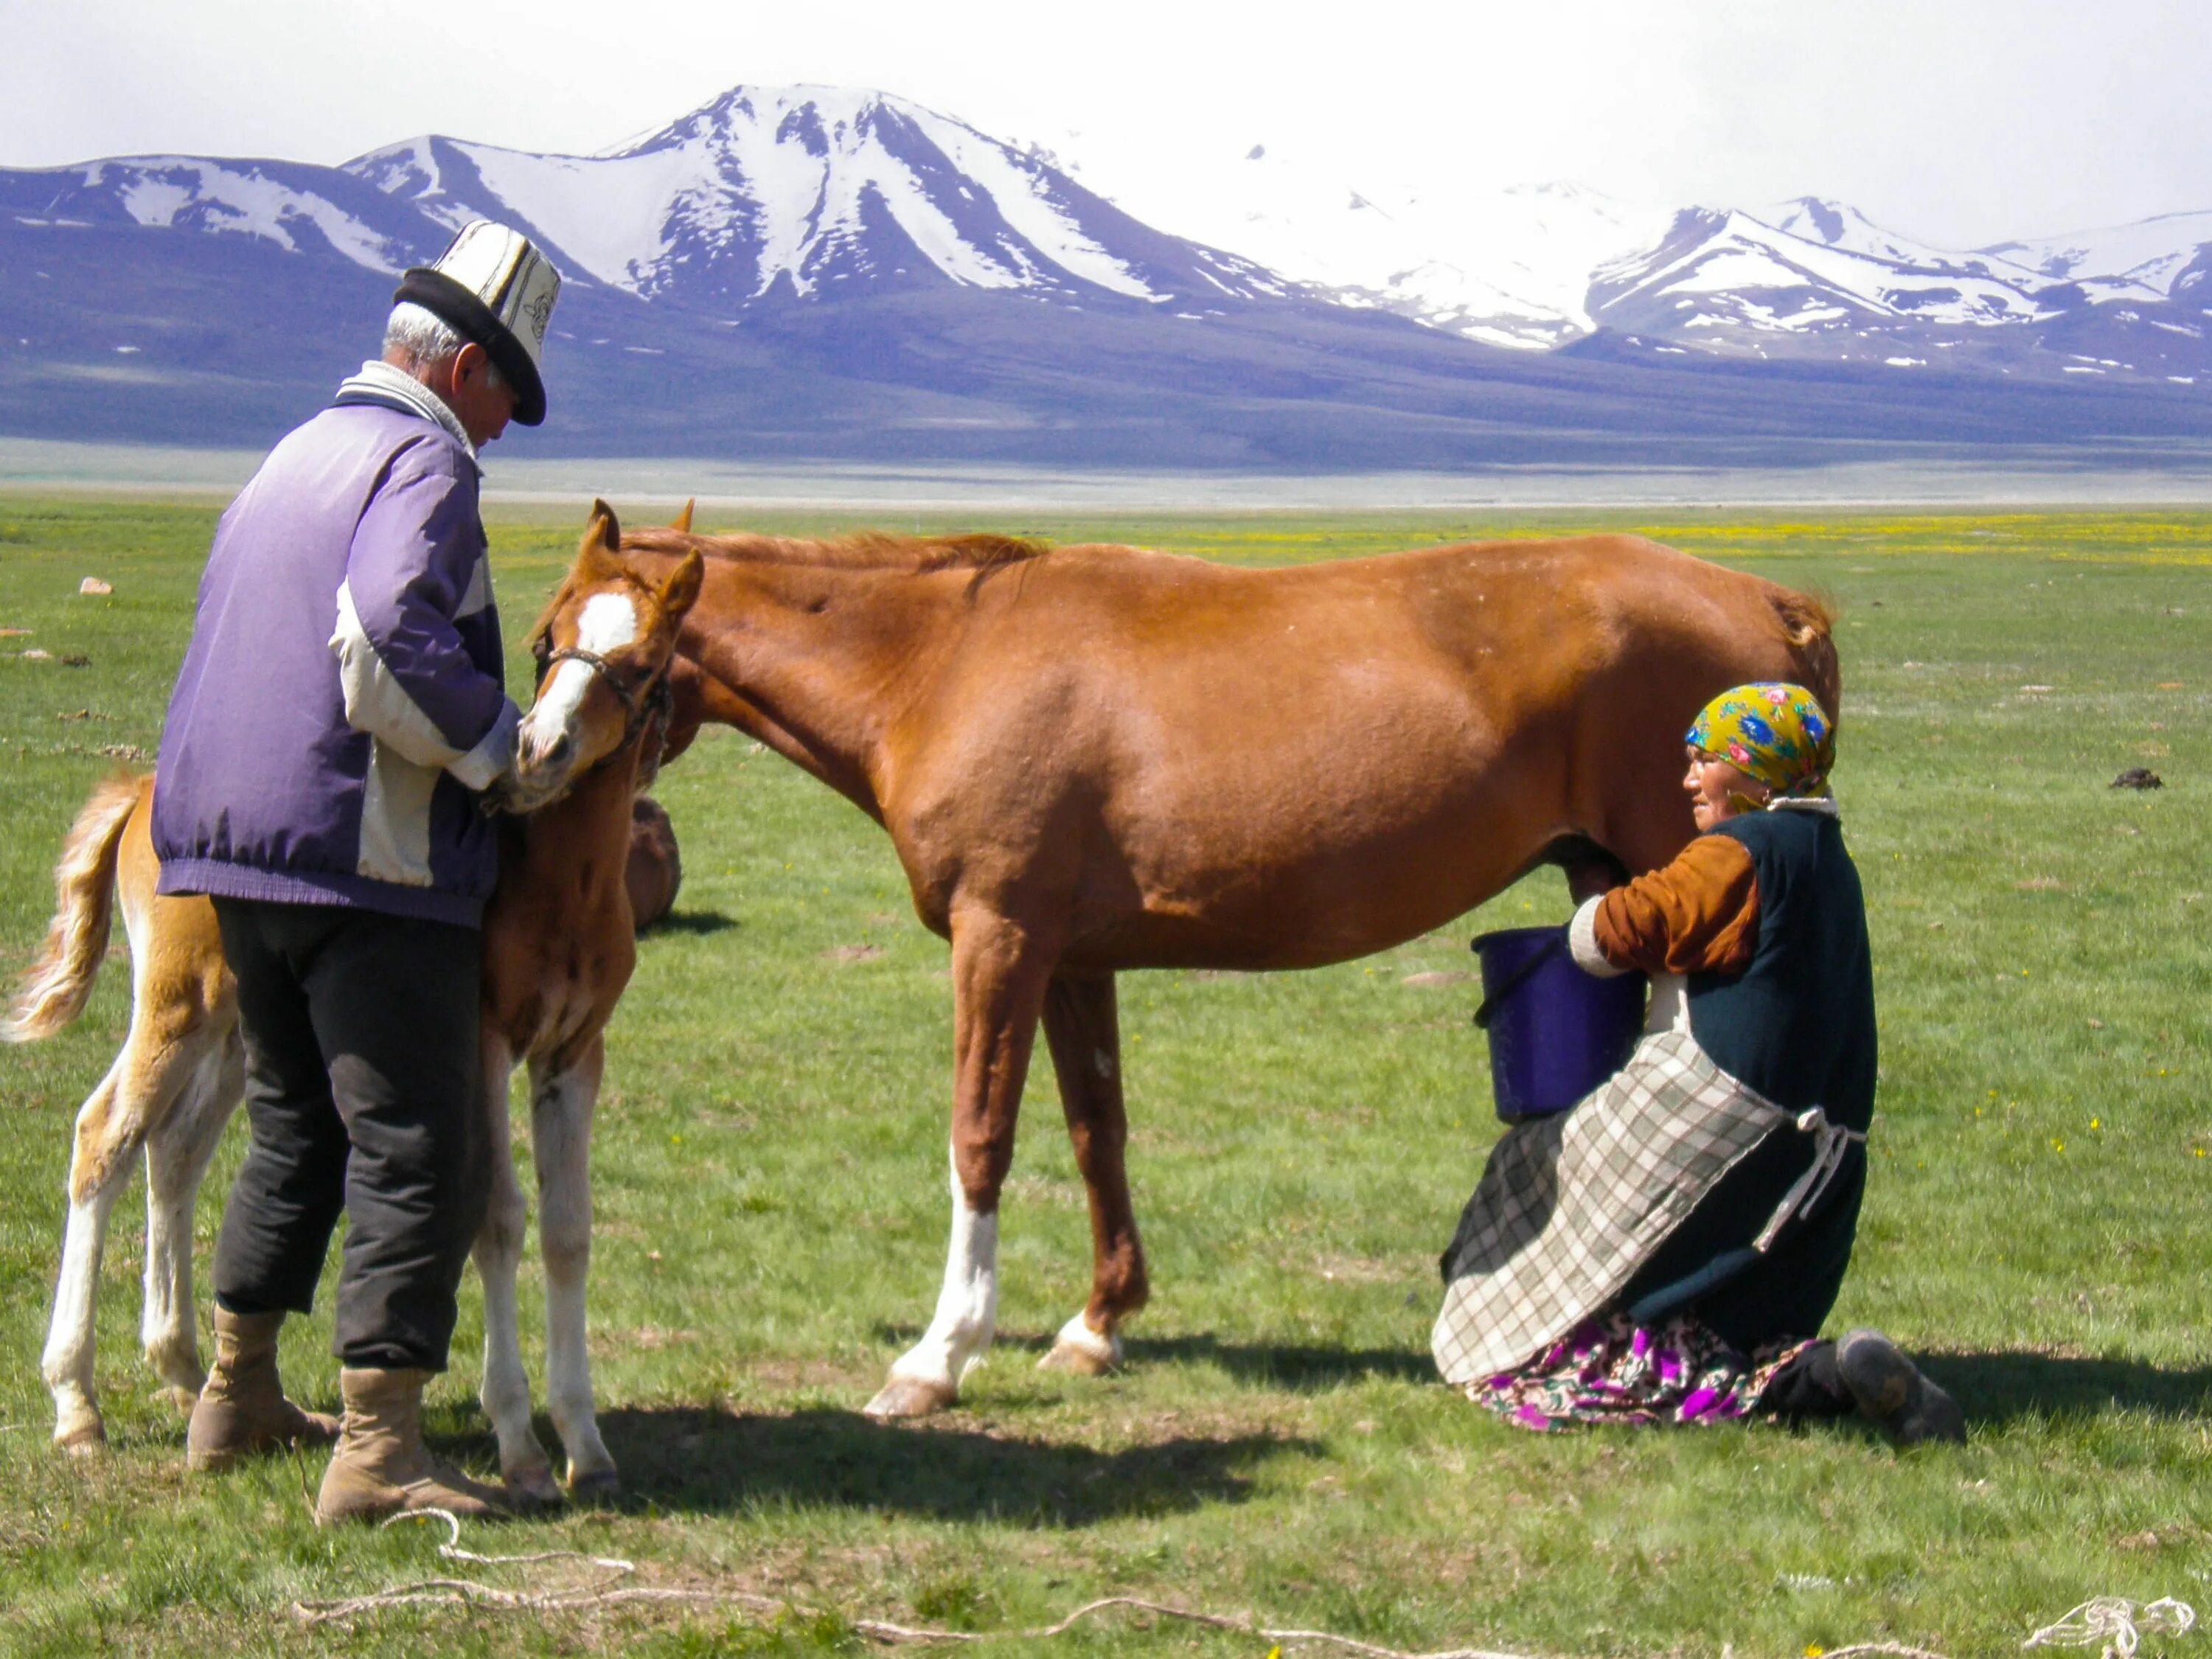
[211,899,487,1371]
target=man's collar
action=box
[333,360,480,466]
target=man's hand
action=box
[481,765,557,818]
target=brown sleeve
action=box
[1590,833,1761,976]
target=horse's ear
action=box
[669,498,695,534]
[588,498,621,546]
[578,499,624,580]
[659,549,705,618]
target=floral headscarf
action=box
[1685,683,1835,801]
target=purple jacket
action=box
[153,391,520,927]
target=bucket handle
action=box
[1471,931,1565,1030]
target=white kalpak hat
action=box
[393,220,562,425]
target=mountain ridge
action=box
[3,81,2208,467]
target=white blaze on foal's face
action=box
[524,590,639,769]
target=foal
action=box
[7,516,702,1503]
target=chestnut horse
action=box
[544,506,1838,1418]
[7,521,704,1503]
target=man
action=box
[151,221,561,1524]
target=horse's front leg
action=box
[865,910,1055,1419]
[1037,971,1146,1377]
[472,1034,560,1506]
[531,1038,616,1499]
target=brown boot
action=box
[185,1308,341,1472]
[314,1367,509,1526]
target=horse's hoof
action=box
[1037,1337,1119,1378]
[863,1376,958,1419]
[153,1383,201,1414]
[55,1421,105,1457]
[566,1468,621,1506]
[502,1464,566,1511]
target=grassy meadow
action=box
[0,497,2209,1657]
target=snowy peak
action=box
[1756,197,1972,271]
[0,154,433,272]
[1090,152,1680,349]
[1983,209,2212,297]
[346,84,1275,311]
[1593,204,2059,338]
[1099,139,2212,371]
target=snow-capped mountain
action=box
[0,86,1289,316]
[10,86,2208,372]
[1096,150,1677,348]
[344,86,1285,311]
[1986,209,2212,298]
[1590,204,2054,335]
[2,81,2209,465]
[1102,139,2210,378]
[1580,198,2212,385]
[0,153,436,271]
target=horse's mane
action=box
[621,527,1051,577]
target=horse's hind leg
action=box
[866,909,1055,1419]
[473,1035,560,1507]
[43,1058,147,1452]
[139,1025,243,1407]
[43,989,218,1450]
[532,1039,616,1499]
[1037,971,1146,1377]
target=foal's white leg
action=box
[868,1144,1000,1416]
[43,1061,139,1453]
[139,1034,242,1406]
[532,1043,615,1498]
[473,1037,559,1505]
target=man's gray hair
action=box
[383,302,505,389]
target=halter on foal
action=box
[7,508,703,1505]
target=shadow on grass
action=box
[1923,1351,2212,1424]
[847,1329,2212,1425]
[596,1404,1307,1524]
[644,908,738,936]
[869,1324,1435,1393]
[1122,1332,1435,1391]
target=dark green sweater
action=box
[1621,808,1878,1350]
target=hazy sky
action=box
[3,0,2206,248]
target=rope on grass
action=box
[291,1510,1535,1655]
[291,1510,958,1643]
[2024,1597,2196,1659]
[291,1509,1941,1659]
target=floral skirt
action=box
[1470,1310,1814,1432]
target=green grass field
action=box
[1,497,2209,1658]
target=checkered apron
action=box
[1433,1028,1804,1386]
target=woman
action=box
[1433,684,1962,1444]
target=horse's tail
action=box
[3,773,145,1043]
[1770,585,1841,719]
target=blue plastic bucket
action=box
[1471,926,1647,1124]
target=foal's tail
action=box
[3,773,145,1043]
[1770,586,1841,718]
